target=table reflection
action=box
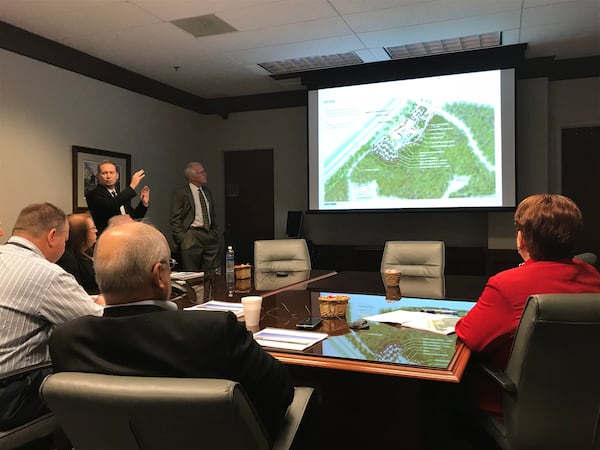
[261,288,475,370]
[253,270,313,291]
[317,292,474,368]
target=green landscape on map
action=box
[324,100,496,202]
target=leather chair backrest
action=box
[254,239,311,272]
[40,373,272,450]
[573,252,598,266]
[503,293,600,450]
[380,241,445,278]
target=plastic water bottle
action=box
[225,246,235,291]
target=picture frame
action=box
[72,145,131,212]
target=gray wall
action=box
[0,48,210,244]
[2,47,599,252]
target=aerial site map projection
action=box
[314,69,511,210]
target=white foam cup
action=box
[241,296,262,327]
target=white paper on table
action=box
[184,300,244,318]
[364,309,431,324]
[364,310,459,335]
[253,327,328,351]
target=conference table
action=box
[177,269,488,450]
[184,269,485,382]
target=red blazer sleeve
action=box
[455,276,515,353]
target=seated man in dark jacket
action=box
[49,221,294,439]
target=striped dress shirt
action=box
[0,236,103,373]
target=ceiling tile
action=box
[18,2,160,40]
[359,10,520,48]
[343,0,522,33]
[129,0,276,22]
[218,0,337,31]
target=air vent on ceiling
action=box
[259,52,363,75]
[386,32,501,59]
[171,14,237,38]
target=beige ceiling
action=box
[0,0,598,99]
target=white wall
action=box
[0,48,211,244]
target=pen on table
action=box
[420,309,459,316]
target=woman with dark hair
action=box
[56,212,99,294]
[455,194,600,419]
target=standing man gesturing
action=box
[86,159,150,235]
[169,162,219,271]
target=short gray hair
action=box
[13,202,67,237]
[184,162,202,181]
[94,222,170,295]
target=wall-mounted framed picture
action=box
[72,145,131,212]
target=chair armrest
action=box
[0,362,52,385]
[475,362,517,394]
[272,387,316,450]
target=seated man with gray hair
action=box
[49,221,294,440]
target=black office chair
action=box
[0,363,57,450]
[477,293,600,450]
[40,372,316,450]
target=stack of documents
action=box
[171,271,204,281]
[364,309,459,335]
[253,328,328,351]
[184,300,244,318]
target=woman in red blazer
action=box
[455,194,600,419]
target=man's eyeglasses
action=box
[160,258,178,270]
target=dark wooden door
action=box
[224,149,274,265]
[562,126,600,256]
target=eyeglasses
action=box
[160,258,178,270]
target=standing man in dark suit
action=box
[86,159,150,235]
[49,221,294,439]
[169,161,219,271]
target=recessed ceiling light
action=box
[259,52,363,75]
[385,32,501,60]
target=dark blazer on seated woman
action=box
[56,213,99,295]
[56,212,99,295]
[56,249,98,295]
[48,304,294,440]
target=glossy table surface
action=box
[179,270,488,382]
[262,272,484,382]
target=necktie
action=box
[112,191,126,215]
[198,188,210,228]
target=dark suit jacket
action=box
[49,304,294,438]
[85,185,147,234]
[169,184,217,245]
[55,249,99,294]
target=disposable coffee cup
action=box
[241,296,262,327]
